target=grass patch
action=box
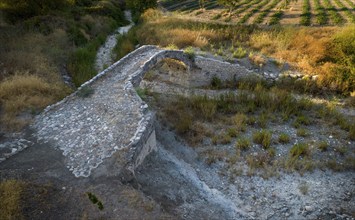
[0,180,24,220]
[0,73,70,130]
[232,47,247,58]
[235,137,251,150]
[317,141,328,151]
[253,130,272,149]
[278,133,290,144]
[297,128,309,137]
[290,143,310,158]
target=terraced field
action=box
[161,0,355,25]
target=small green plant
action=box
[253,130,272,149]
[278,133,290,144]
[232,47,247,59]
[166,44,178,50]
[290,143,309,158]
[317,141,328,151]
[135,87,149,100]
[77,85,94,98]
[297,128,309,137]
[211,76,222,89]
[87,192,104,210]
[235,137,251,150]
[184,46,195,60]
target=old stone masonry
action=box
[32,45,194,178]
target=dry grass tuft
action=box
[0,180,24,220]
[0,73,70,130]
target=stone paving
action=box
[32,46,193,177]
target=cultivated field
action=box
[162,0,355,26]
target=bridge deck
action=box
[33,46,166,177]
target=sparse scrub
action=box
[253,130,272,149]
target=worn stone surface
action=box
[32,46,195,178]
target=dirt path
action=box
[280,0,304,25]
[95,11,134,72]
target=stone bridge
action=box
[32,45,195,180]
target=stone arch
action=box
[130,49,195,87]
